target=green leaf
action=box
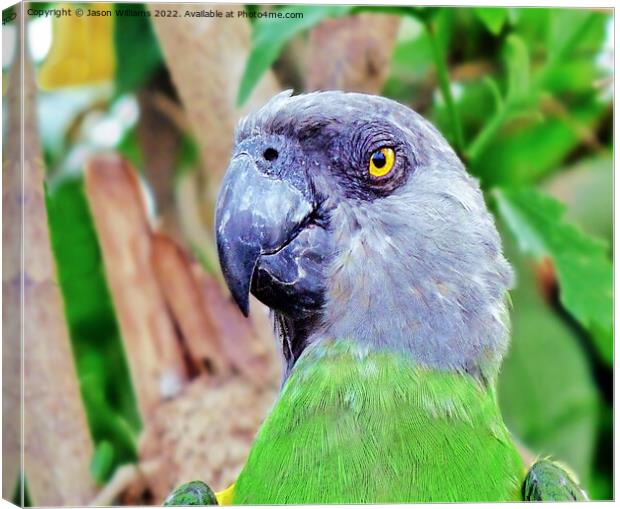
[541,58,606,95]
[465,33,533,162]
[90,441,115,484]
[431,73,496,145]
[470,98,606,187]
[382,9,454,102]
[493,188,613,365]
[547,10,604,63]
[114,3,163,94]
[46,177,142,481]
[482,76,503,113]
[117,127,144,171]
[175,133,200,181]
[474,7,508,35]
[497,227,600,491]
[510,8,552,55]
[425,13,464,152]
[504,34,530,102]
[465,10,610,165]
[382,17,433,92]
[237,5,353,106]
[544,155,613,244]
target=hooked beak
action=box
[215,154,315,316]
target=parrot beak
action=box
[215,154,315,316]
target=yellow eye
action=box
[369,148,395,178]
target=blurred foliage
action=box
[113,3,163,95]
[494,188,612,364]
[24,2,613,500]
[237,5,352,105]
[498,226,601,493]
[46,177,141,482]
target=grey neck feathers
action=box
[311,166,514,382]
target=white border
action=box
[0,1,616,508]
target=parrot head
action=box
[215,91,513,381]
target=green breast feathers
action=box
[232,340,524,504]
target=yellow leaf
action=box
[38,4,115,90]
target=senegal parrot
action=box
[166,91,587,504]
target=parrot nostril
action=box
[263,148,279,162]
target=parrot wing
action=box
[522,459,588,501]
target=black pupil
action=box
[264,148,279,161]
[372,151,386,168]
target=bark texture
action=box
[85,155,188,418]
[12,26,97,505]
[306,13,401,94]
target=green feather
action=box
[233,340,524,503]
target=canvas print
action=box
[1,2,614,505]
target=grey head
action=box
[215,90,513,383]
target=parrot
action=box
[167,90,587,504]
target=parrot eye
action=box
[263,147,279,161]
[369,148,395,178]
